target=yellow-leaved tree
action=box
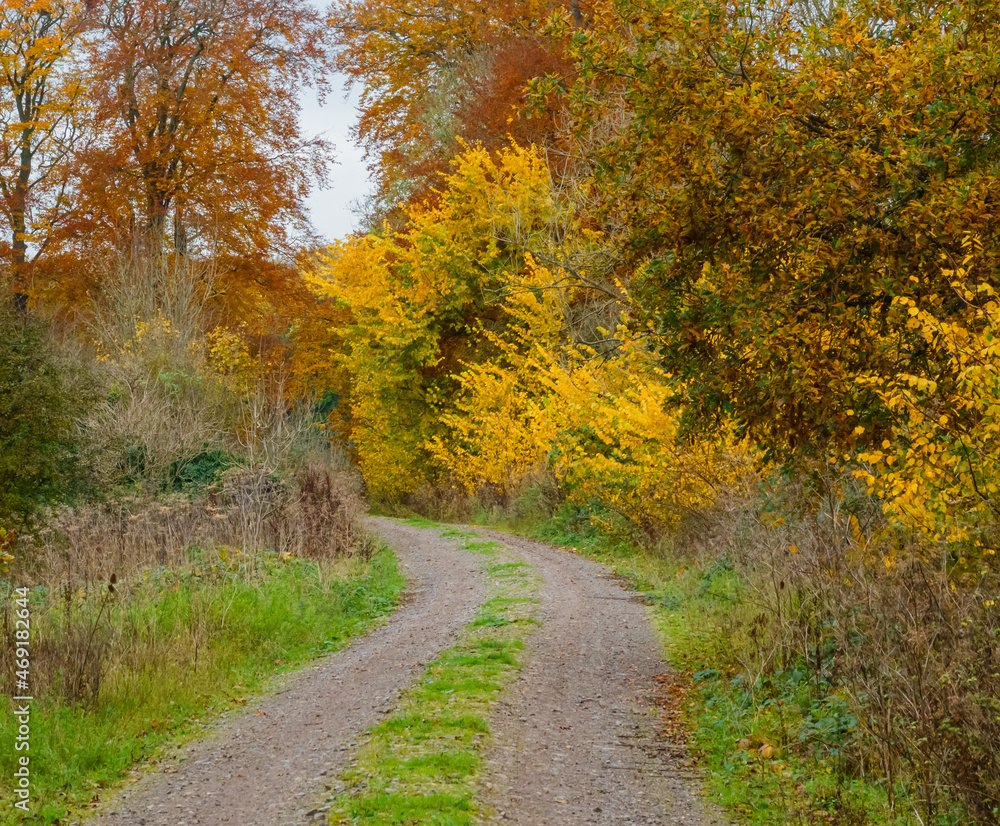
[307,141,754,534]
[0,0,88,280]
[306,143,563,499]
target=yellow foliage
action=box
[428,362,558,494]
[854,238,1000,562]
[425,253,566,494]
[430,250,753,530]
[307,144,562,499]
[307,142,755,526]
[206,327,256,391]
[542,346,751,535]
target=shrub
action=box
[675,473,1000,824]
[169,448,241,491]
[0,298,89,527]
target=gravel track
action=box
[88,521,727,826]
[91,519,484,826]
[475,530,729,826]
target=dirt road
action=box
[475,530,727,826]
[90,521,726,825]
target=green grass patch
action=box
[439,527,479,541]
[486,562,530,577]
[0,547,404,825]
[326,525,539,825]
[396,516,440,529]
[460,540,502,556]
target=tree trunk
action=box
[8,126,33,308]
[173,198,187,256]
[146,180,171,261]
[11,134,31,272]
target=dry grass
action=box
[1,464,372,705]
[24,464,371,582]
[672,473,1000,824]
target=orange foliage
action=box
[79,0,332,259]
[331,0,588,211]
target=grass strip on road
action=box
[326,523,539,825]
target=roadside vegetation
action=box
[307,1,1000,823]
[529,497,912,826]
[0,257,402,824]
[0,545,402,825]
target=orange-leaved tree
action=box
[82,0,333,259]
[329,0,588,217]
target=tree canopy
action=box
[329,0,588,215]
[558,0,1000,460]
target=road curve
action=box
[91,519,485,826]
[90,521,728,826]
[476,530,729,826]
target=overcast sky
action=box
[300,81,372,244]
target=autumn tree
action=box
[302,140,747,537]
[82,0,333,260]
[0,0,89,284]
[329,0,588,216]
[306,143,566,497]
[557,0,1000,461]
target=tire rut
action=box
[476,530,729,826]
[90,519,485,826]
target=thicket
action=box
[2,247,376,592]
[0,251,381,820]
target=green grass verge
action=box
[0,547,404,825]
[326,525,539,825]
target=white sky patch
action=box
[300,80,372,244]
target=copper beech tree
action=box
[81,0,333,260]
